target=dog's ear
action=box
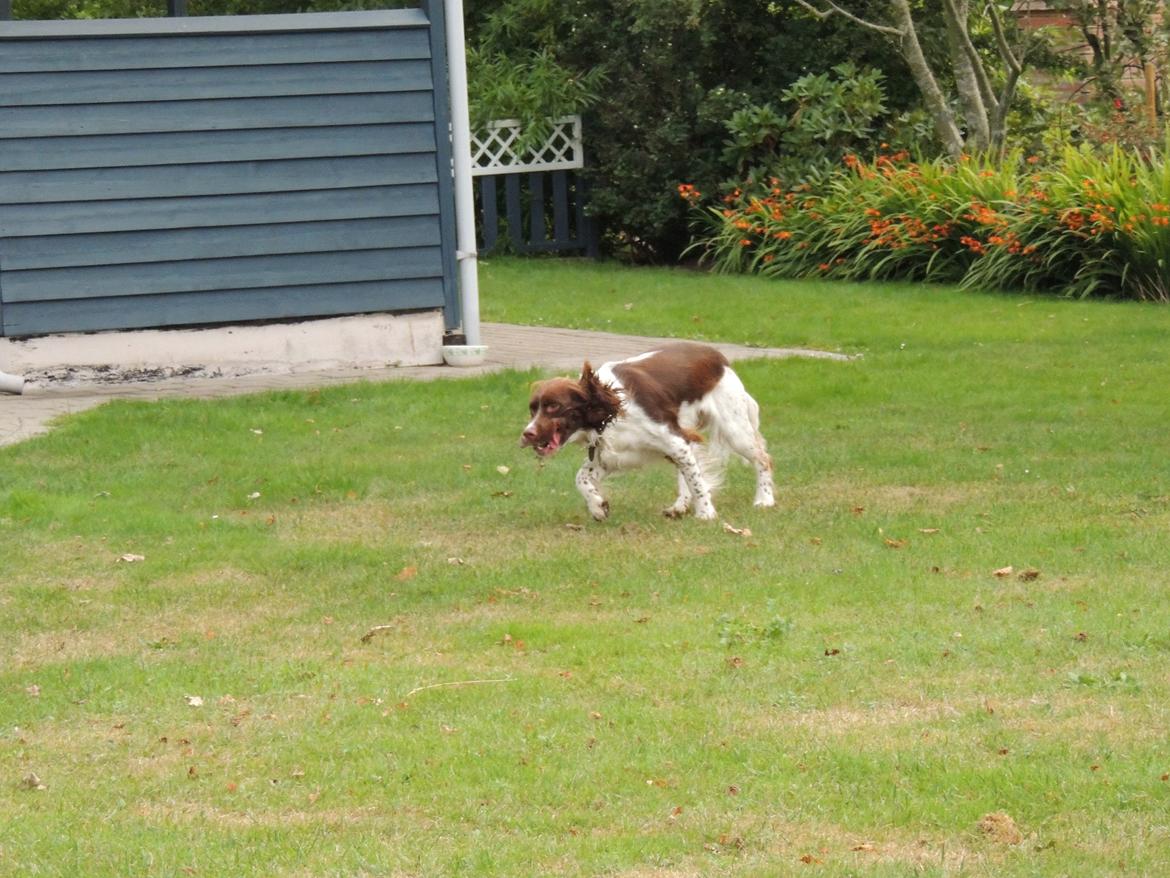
[579,361,621,428]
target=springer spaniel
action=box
[519,342,774,521]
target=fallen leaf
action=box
[993,566,1014,578]
[25,684,40,698]
[496,465,511,475]
[851,506,865,516]
[185,695,204,707]
[722,522,752,537]
[247,492,261,500]
[1018,567,1041,581]
[852,842,876,852]
[20,772,46,791]
[395,566,418,582]
[118,553,145,563]
[918,528,940,535]
[884,538,907,549]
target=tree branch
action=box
[791,0,904,37]
[987,1,1023,76]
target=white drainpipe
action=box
[0,370,24,394]
[443,0,481,346]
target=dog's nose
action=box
[520,426,537,447]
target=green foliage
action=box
[467,47,605,153]
[464,0,925,261]
[693,141,1170,301]
[720,64,888,181]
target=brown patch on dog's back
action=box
[612,343,727,442]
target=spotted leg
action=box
[666,438,716,521]
[575,457,610,521]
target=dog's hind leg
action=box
[717,392,775,508]
[666,438,716,521]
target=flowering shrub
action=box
[689,144,1170,301]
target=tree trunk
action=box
[890,0,965,158]
[943,0,990,151]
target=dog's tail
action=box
[693,433,730,494]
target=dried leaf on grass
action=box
[723,522,752,537]
[20,772,46,791]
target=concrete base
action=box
[0,311,445,388]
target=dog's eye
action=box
[544,403,560,413]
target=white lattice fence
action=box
[471,115,583,177]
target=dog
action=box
[519,342,774,521]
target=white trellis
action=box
[471,115,583,177]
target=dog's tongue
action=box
[537,431,562,457]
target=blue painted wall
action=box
[0,8,459,338]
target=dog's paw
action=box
[753,496,776,509]
[662,504,688,519]
[693,505,718,522]
[589,499,610,521]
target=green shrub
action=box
[691,143,1170,301]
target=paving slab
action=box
[0,322,848,447]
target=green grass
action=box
[3,258,1170,876]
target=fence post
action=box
[0,0,12,21]
[167,0,187,16]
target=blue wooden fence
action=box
[0,6,459,338]
[477,170,597,257]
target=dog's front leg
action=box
[575,459,610,521]
[667,439,716,521]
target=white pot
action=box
[442,344,488,367]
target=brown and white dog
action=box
[519,342,774,521]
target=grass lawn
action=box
[2,258,1169,877]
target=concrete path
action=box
[0,322,847,447]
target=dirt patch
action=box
[26,364,224,388]
[978,811,1023,845]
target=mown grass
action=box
[2,258,1169,877]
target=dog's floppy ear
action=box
[579,361,621,428]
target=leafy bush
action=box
[464,0,926,261]
[691,143,1170,301]
[467,47,605,152]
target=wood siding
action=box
[0,8,458,338]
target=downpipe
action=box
[0,369,24,395]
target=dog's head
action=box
[519,362,621,457]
